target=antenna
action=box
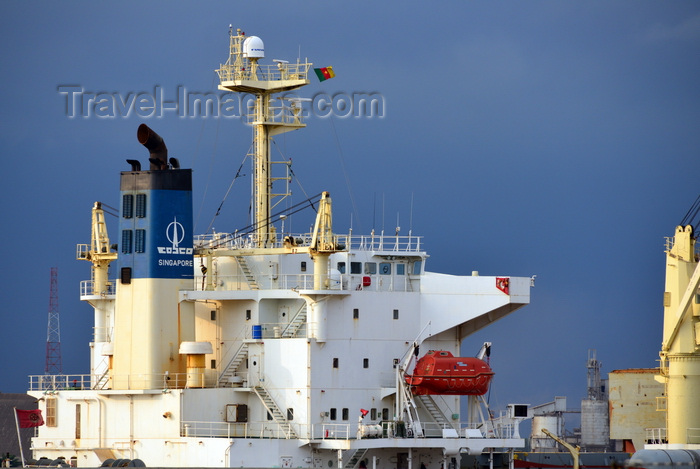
[45,267,62,376]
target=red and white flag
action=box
[16,409,44,428]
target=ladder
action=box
[235,255,259,290]
[416,394,452,429]
[218,342,250,386]
[345,448,369,469]
[253,386,297,438]
[282,303,308,338]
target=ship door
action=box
[397,452,408,469]
[249,354,262,386]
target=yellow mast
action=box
[216,28,311,247]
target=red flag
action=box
[17,409,44,428]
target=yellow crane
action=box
[541,428,580,469]
[77,201,117,295]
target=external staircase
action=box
[282,303,307,338]
[253,386,297,438]
[344,449,369,469]
[416,394,452,429]
[92,356,111,390]
[218,342,249,387]
[235,255,259,290]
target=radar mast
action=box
[216,28,312,247]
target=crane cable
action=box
[680,194,700,235]
[205,192,323,249]
[203,147,251,235]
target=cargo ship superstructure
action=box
[27,28,533,469]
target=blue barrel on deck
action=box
[252,325,262,339]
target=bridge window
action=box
[364,262,376,274]
[337,262,346,274]
[412,260,422,275]
[350,262,362,274]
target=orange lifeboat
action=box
[405,350,494,396]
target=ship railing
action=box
[687,428,700,444]
[245,100,306,126]
[175,419,516,441]
[181,420,302,439]
[193,231,424,254]
[191,272,412,293]
[92,326,112,343]
[645,427,667,444]
[314,423,352,440]
[196,273,319,291]
[110,372,218,390]
[29,374,92,391]
[341,232,423,253]
[486,421,517,439]
[217,61,312,85]
[28,372,222,391]
[664,236,700,258]
[79,280,116,297]
[242,322,307,340]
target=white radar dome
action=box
[243,36,264,59]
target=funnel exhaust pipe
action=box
[137,123,168,170]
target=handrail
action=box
[194,232,424,253]
[79,280,116,297]
[177,419,493,440]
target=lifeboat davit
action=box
[405,350,494,396]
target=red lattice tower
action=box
[45,267,63,375]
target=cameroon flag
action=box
[314,66,335,82]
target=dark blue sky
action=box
[2,2,699,419]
